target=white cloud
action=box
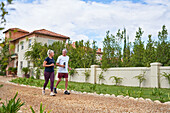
[1,0,170,47]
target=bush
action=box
[133,71,146,87]
[22,67,30,78]
[161,72,170,86]
[8,67,13,72]
[109,76,123,86]
[0,92,24,113]
[35,68,41,79]
[30,76,35,79]
[84,70,90,81]
[0,71,6,76]
[12,67,17,74]
[98,71,105,84]
[30,102,52,113]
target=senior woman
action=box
[42,49,55,96]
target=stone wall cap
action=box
[91,65,100,68]
[150,62,162,66]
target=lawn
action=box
[10,77,170,102]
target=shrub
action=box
[133,71,146,87]
[22,67,30,78]
[8,67,13,72]
[35,67,41,79]
[12,67,17,74]
[0,92,24,113]
[22,67,30,74]
[30,75,35,79]
[30,102,52,113]
[69,68,77,76]
[98,71,105,84]
[84,70,90,81]
[109,76,123,86]
[161,72,170,86]
[0,71,6,76]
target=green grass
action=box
[0,84,3,88]
[10,77,170,103]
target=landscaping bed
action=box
[10,77,170,102]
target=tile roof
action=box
[32,29,70,39]
[3,28,29,33]
[7,28,70,41]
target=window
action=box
[28,39,31,48]
[48,39,56,46]
[28,61,30,67]
[21,42,24,50]
[20,61,23,69]
[17,44,19,52]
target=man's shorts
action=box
[58,73,68,78]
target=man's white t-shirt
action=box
[56,55,69,73]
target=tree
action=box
[24,40,47,68]
[101,31,122,69]
[143,35,156,67]
[156,25,169,66]
[0,0,13,75]
[116,28,131,67]
[0,37,14,74]
[0,0,13,30]
[131,27,145,67]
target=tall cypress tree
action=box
[102,31,122,69]
[156,25,169,66]
[131,27,145,67]
[143,35,156,67]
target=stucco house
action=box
[3,28,70,77]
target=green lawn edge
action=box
[10,77,170,103]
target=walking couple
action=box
[42,49,70,96]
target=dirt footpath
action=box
[0,76,170,113]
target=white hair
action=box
[47,49,54,56]
[62,49,67,53]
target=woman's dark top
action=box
[44,57,55,72]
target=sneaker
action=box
[42,90,45,95]
[54,88,57,94]
[50,92,55,96]
[64,90,70,95]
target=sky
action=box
[1,0,170,48]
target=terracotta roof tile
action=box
[32,29,69,39]
[3,28,29,33]
[9,28,70,42]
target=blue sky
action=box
[82,0,146,4]
[14,0,146,4]
[1,0,170,48]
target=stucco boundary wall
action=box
[69,62,170,88]
[24,62,169,88]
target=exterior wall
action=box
[17,36,35,77]
[95,67,151,87]
[5,31,28,40]
[35,34,65,45]
[31,62,170,88]
[16,35,67,77]
[159,66,170,88]
[68,63,169,88]
[69,68,91,83]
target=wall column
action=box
[150,62,162,88]
[90,65,100,84]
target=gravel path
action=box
[0,76,170,113]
